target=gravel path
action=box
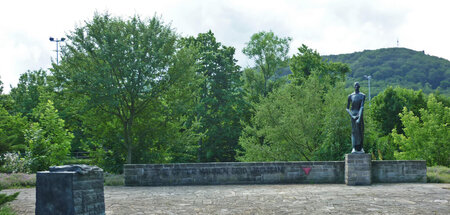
[3,183,449,214]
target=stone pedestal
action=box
[36,165,105,215]
[345,153,371,185]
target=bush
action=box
[25,100,73,172]
[0,205,16,215]
[0,153,31,174]
[0,186,18,214]
[104,173,124,186]
[427,166,450,183]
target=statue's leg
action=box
[354,121,362,151]
[360,119,364,150]
[351,119,356,150]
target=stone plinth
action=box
[345,153,371,185]
[36,165,105,215]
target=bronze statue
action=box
[346,82,365,153]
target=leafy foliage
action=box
[2,15,448,170]
[0,107,27,154]
[369,87,427,136]
[0,190,18,210]
[182,31,245,162]
[289,44,350,86]
[0,152,31,174]
[392,95,449,166]
[53,13,177,164]
[9,70,55,118]
[238,46,351,162]
[25,100,72,172]
[243,31,291,97]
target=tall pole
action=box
[49,37,65,65]
[56,40,59,65]
[364,75,372,107]
[368,76,371,107]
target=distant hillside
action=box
[322,47,450,96]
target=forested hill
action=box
[322,47,450,96]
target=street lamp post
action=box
[364,75,372,107]
[49,37,65,65]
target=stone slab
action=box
[36,172,75,215]
[5,184,450,215]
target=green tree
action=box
[53,13,177,164]
[243,31,291,97]
[160,46,204,163]
[182,31,245,162]
[9,69,55,118]
[369,87,427,136]
[314,82,352,160]
[26,99,72,171]
[238,45,351,162]
[290,44,350,86]
[238,74,352,161]
[392,95,449,166]
[0,106,27,153]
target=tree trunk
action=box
[123,120,133,164]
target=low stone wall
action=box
[372,160,427,183]
[124,159,427,186]
[125,162,345,186]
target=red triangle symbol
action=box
[302,167,311,175]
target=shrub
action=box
[0,205,16,215]
[427,166,450,183]
[0,153,31,174]
[25,100,73,172]
[0,187,19,213]
[104,173,124,186]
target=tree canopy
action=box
[53,13,177,164]
[1,13,448,174]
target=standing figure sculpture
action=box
[346,82,366,153]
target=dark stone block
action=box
[36,165,105,215]
[36,172,75,215]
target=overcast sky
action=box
[1,0,449,93]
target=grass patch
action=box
[0,173,35,189]
[104,173,124,186]
[63,158,93,165]
[0,205,16,215]
[427,166,450,183]
[0,172,124,189]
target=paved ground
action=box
[3,183,449,214]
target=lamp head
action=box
[49,37,54,41]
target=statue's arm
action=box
[346,95,353,118]
[356,95,365,123]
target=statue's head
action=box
[354,82,360,91]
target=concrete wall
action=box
[372,160,427,183]
[125,162,345,186]
[124,159,427,186]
